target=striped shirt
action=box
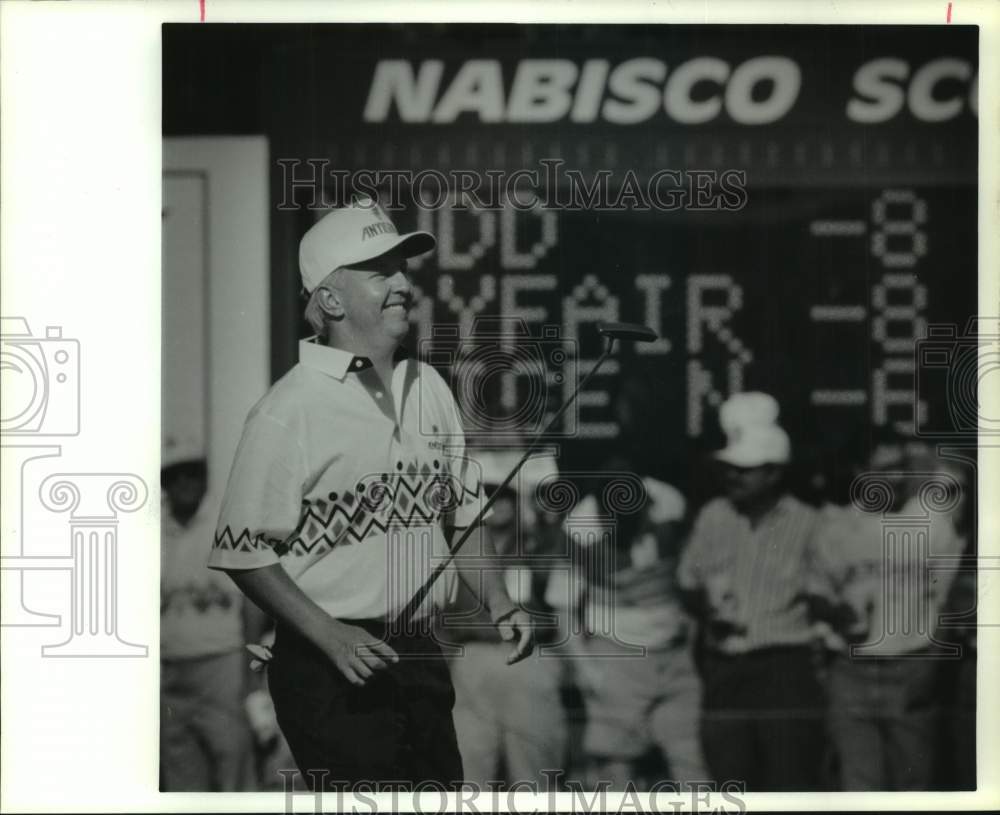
[678,494,823,654]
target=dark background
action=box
[163,23,979,501]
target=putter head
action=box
[597,322,659,344]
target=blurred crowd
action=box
[160,437,299,793]
[160,391,976,793]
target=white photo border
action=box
[1,0,997,812]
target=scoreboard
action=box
[385,185,976,474]
[258,23,978,484]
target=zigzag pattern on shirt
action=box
[212,526,283,555]
[278,460,481,558]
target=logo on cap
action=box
[361,221,398,241]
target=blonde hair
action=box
[302,269,342,338]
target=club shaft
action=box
[392,339,617,630]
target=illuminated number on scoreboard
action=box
[870,189,929,432]
[809,188,930,434]
[872,272,928,355]
[871,272,928,433]
[870,189,928,269]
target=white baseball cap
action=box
[715,425,791,467]
[298,197,436,293]
[715,392,791,467]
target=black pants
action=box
[700,646,826,792]
[268,620,464,789]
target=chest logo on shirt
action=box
[278,458,479,557]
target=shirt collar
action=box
[729,491,797,524]
[299,336,410,380]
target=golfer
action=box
[208,197,534,789]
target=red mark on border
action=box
[947,2,952,22]
[200,0,205,21]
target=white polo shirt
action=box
[207,338,483,622]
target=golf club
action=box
[393,321,659,631]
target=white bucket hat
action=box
[715,392,791,467]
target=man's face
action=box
[162,463,207,520]
[720,462,782,507]
[332,248,413,344]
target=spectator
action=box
[677,392,826,791]
[160,438,256,791]
[809,439,968,790]
[439,451,568,789]
[570,470,708,791]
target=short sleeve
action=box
[804,508,848,602]
[677,504,712,591]
[208,410,306,571]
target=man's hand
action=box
[225,564,401,687]
[839,581,875,641]
[494,609,535,665]
[705,574,740,621]
[318,620,399,687]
